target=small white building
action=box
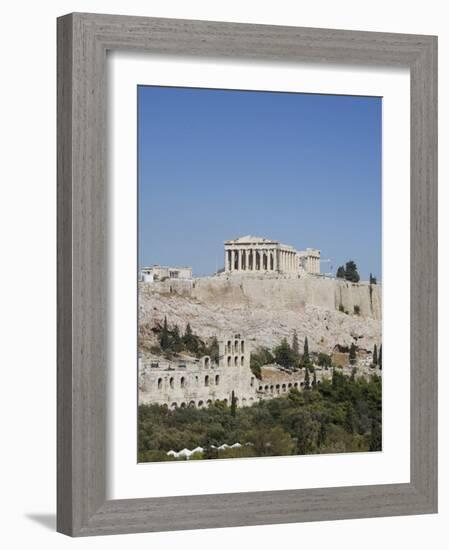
[139,265,192,282]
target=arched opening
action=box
[241,341,245,353]
[180,402,186,408]
[198,400,204,407]
[227,356,231,366]
[234,356,238,366]
[180,376,185,388]
[275,384,280,392]
[157,378,162,390]
[215,374,220,385]
[242,398,247,406]
[195,375,199,385]
[169,377,174,389]
[234,340,239,353]
[294,382,298,388]
[282,384,287,392]
[188,400,195,408]
[240,355,244,366]
[300,382,304,387]
[206,399,212,406]
[264,385,269,391]
[205,375,209,386]
[204,357,210,368]
[288,383,292,388]
[258,386,263,391]
[250,377,254,387]
[270,385,274,392]
[170,402,177,410]
[227,340,231,354]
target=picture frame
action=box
[57,12,437,536]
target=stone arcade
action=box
[139,334,330,409]
[224,236,320,275]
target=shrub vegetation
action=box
[138,371,382,462]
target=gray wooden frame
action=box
[57,12,438,537]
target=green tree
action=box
[378,345,382,370]
[207,337,219,364]
[336,265,346,279]
[344,260,360,283]
[373,344,378,366]
[292,330,299,355]
[317,352,332,369]
[183,322,199,354]
[369,420,382,451]
[304,367,310,390]
[349,342,357,365]
[160,316,170,350]
[274,338,296,369]
[312,370,317,388]
[250,347,274,379]
[171,324,182,353]
[230,390,237,418]
[302,336,310,365]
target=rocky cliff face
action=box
[138,274,381,354]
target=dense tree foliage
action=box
[336,261,361,283]
[273,338,298,369]
[317,352,332,369]
[138,372,382,462]
[250,347,275,379]
[152,320,218,359]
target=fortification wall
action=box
[146,274,381,320]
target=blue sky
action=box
[138,86,381,280]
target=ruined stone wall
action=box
[139,362,257,408]
[139,360,332,409]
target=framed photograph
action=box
[57,13,437,536]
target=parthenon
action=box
[224,236,320,275]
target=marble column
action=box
[273,248,277,271]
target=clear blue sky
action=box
[138,86,381,280]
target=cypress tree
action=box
[230,390,237,417]
[303,336,310,365]
[171,324,182,353]
[304,367,310,390]
[349,342,357,365]
[373,344,378,365]
[160,316,170,350]
[292,330,299,355]
[378,345,382,370]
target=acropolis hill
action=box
[138,236,381,356]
